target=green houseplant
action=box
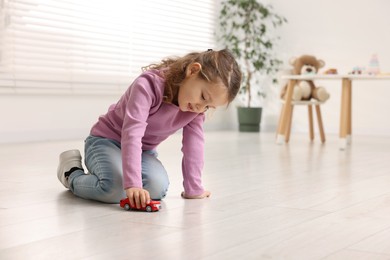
[217,0,287,132]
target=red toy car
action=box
[119,198,161,212]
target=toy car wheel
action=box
[146,206,152,212]
[124,204,130,211]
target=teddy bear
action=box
[281,55,330,102]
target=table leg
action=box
[315,105,326,143]
[276,80,296,144]
[286,105,294,143]
[346,79,352,144]
[308,105,314,141]
[339,78,349,150]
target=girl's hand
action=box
[181,190,211,199]
[126,187,151,209]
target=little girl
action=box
[57,49,241,209]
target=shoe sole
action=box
[57,149,82,188]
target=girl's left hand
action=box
[181,190,211,199]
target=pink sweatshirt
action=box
[90,69,205,196]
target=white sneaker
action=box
[57,149,83,189]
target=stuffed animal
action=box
[281,55,330,102]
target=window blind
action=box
[0,0,216,94]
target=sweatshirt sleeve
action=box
[181,113,206,196]
[121,75,158,190]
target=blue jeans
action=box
[68,135,169,203]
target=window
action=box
[0,0,216,94]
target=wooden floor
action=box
[1,132,390,260]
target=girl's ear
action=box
[186,62,202,76]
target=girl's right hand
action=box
[125,187,151,209]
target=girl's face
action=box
[178,63,228,113]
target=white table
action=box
[277,74,390,149]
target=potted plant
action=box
[217,0,287,132]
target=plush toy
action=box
[281,55,330,102]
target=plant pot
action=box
[237,107,263,132]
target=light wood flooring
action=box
[1,132,390,260]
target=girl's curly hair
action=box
[143,49,241,106]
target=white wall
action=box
[266,0,390,136]
[0,93,120,143]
